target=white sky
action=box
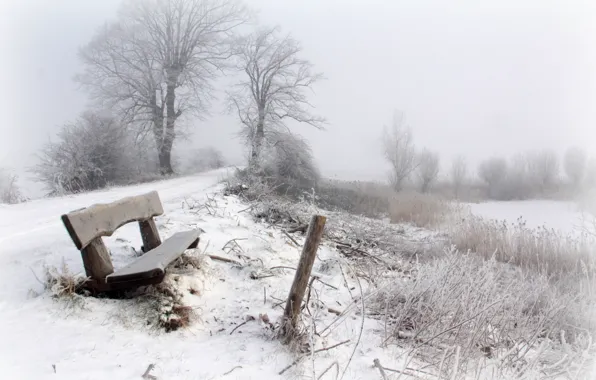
[1,0,596,193]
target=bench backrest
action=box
[61,191,164,250]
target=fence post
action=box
[282,214,326,340]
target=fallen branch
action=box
[141,364,157,380]
[373,359,388,380]
[223,366,242,376]
[288,224,308,234]
[207,254,242,266]
[269,266,338,289]
[222,238,247,254]
[317,361,339,380]
[283,229,301,247]
[230,316,256,335]
[278,340,351,375]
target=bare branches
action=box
[78,0,250,173]
[416,149,440,193]
[227,26,325,167]
[381,111,417,191]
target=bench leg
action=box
[81,238,114,281]
[188,238,200,249]
[139,218,162,253]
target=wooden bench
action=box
[61,191,202,292]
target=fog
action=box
[1,0,596,197]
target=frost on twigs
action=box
[370,247,596,379]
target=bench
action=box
[61,191,202,292]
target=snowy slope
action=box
[0,169,401,380]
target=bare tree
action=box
[564,146,587,189]
[526,150,559,192]
[416,149,440,193]
[478,157,508,198]
[227,26,325,170]
[451,155,467,198]
[78,0,249,175]
[506,153,533,199]
[382,111,417,191]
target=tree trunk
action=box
[160,77,177,175]
[150,90,168,174]
[249,106,266,171]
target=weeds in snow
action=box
[448,214,596,279]
[388,191,453,228]
[371,247,595,379]
[43,261,89,298]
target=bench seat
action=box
[106,229,201,288]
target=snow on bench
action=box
[61,191,201,292]
[106,229,200,285]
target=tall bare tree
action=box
[526,149,559,192]
[478,157,508,198]
[416,149,440,193]
[78,0,249,174]
[451,155,467,198]
[382,111,417,191]
[564,146,587,189]
[227,27,325,170]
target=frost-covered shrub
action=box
[260,131,320,187]
[0,169,23,204]
[33,111,160,194]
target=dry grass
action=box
[171,252,205,272]
[389,191,453,228]
[371,248,595,379]
[448,215,596,279]
[43,261,89,298]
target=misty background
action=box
[1,0,595,198]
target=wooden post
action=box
[282,214,326,339]
[139,218,162,253]
[81,238,114,281]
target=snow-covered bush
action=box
[260,131,320,187]
[0,169,23,204]
[33,111,160,194]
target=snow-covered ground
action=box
[0,169,404,380]
[467,200,595,236]
[2,171,595,380]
